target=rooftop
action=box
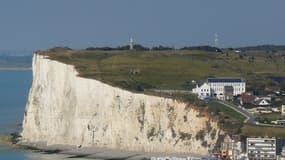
[207,77,245,83]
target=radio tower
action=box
[214,33,219,47]
[129,37,134,50]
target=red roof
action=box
[241,92,255,104]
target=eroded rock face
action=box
[21,54,220,155]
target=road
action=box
[216,100,285,128]
[146,90,285,127]
[216,100,255,124]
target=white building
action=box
[207,77,246,98]
[247,137,276,160]
[255,99,271,106]
[192,83,211,99]
[220,135,243,160]
[281,105,285,116]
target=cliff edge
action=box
[21,54,220,155]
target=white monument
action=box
[129,37,134,50]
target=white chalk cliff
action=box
[21,54,220,155]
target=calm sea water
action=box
[0,70,31,135]
[0,70,88,160]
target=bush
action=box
[49,46,72,52]
[181,45,222,52]
[152,45,174,51]
[136,85,144,92]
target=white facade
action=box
[192,83,211,99]
[256,99,271,106]
[207,78,246,97]
[247,137,276,160]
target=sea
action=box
[0,70,87,160]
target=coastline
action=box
[0,67,32,71]
[18,141,207,160]
[1,133,207,160]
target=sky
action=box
[0,0,284,50]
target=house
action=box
[247,137,276,160]
[192,77,246,100]
[192,83,211,99]
[220,134,243,160]
[221,135,233,159]
[254,99,271,107]
[257,107,272,114]
[282,105,285,116]
[240,92,255,105]
[207,77,246,99]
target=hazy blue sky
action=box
[0,0,284,50]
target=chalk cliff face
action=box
[21,54,220,155]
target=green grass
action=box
[242,124,285,137]
[44,49,285,92]
[256,113,285,123]
[207,101,246,133]
[207,101,246,122]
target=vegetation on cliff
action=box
[42,47,285,93]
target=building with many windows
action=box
[207,77,246,98]
[247,137,276,160]
[192,77,246,100]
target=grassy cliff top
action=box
[39,48,285,92]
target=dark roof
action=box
[207,78,245,83]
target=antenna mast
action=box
[214,33,219,47]
[129,37,134,50]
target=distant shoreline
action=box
[0,67,32,71]
[0,133,206,160]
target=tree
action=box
[248,56,255,63]
[152,45,174,51]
